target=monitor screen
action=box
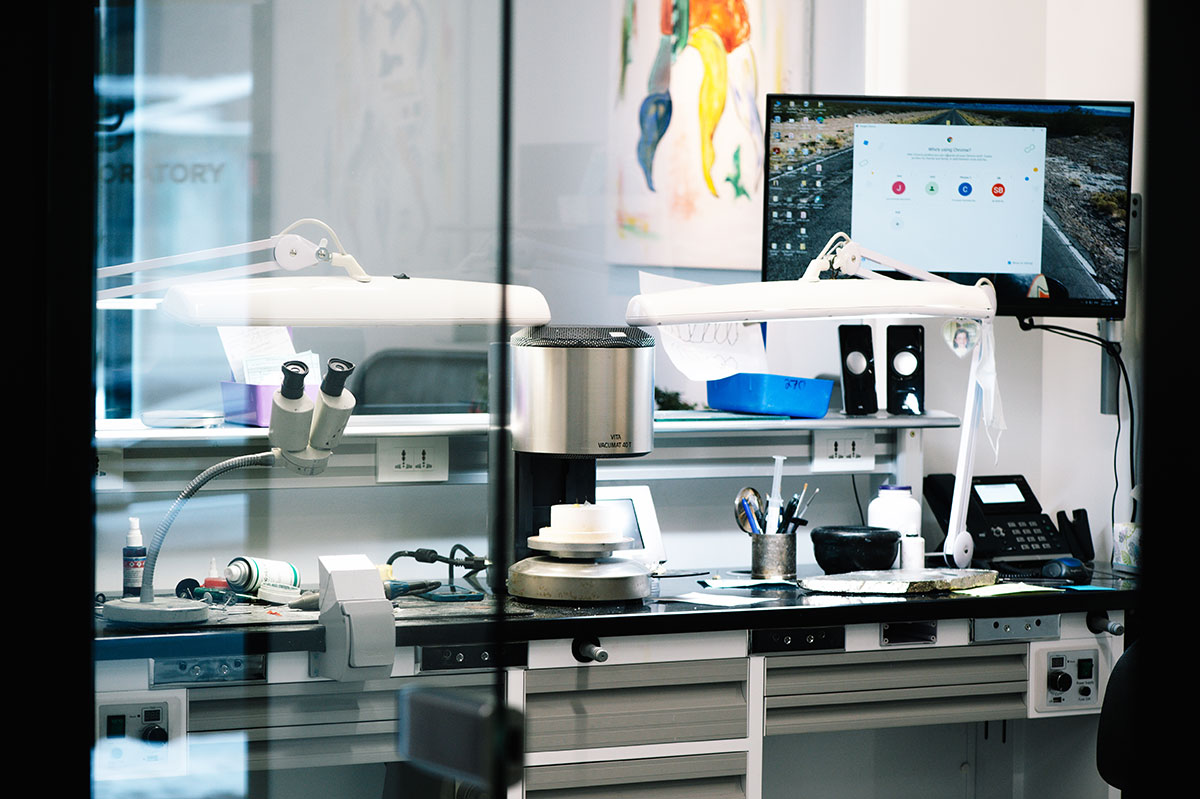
[761,95,1135,319]
[973,482,1026,505]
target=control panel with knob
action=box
[1042,649,1099,710]
[100,701,170,747]
[93,690,187,781]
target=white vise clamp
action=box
[312,554,396,681]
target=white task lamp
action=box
[98,217,553,326]
[100,219,552,625]
[625,232,996,568]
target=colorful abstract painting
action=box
[607,0,805,269]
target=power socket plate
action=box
[376,437,449,483]
[811,429,875,472]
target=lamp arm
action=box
[800,233,958,286]
[98,218,371,299]
[279,218,348,254]
[96,260,282,301]
[97,237,278,279]
[834,240,956,284]
[280,218,372,283]
[944,324,988,568]
[325,251,371,282]
[800,232,850,280]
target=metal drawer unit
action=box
[763,643,1028,736]
[523,658,749,752]
[186,672,490,771]
[525,752,747,799]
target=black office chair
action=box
[351,348,489,414]
[1096,639,1138,791]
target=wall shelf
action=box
[94,410,959,493]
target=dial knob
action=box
[1047,670,1073,693]
[142,725,169,745]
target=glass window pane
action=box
[93,3,512,797]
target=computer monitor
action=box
[761,95,1135,319]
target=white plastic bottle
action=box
[867,485,923,569]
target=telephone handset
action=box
[1056,508,1095,563]
[923,474,1093,569]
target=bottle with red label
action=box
[122,517,147,598]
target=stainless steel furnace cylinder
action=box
[510,326,655,457]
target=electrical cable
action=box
[1017,318,1138,529]
[850,475,865,524]
[386,546,488,577]
[278,217,348,257]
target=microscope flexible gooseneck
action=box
[104,358,356,625]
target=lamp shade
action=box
[625,278,995,327]
[161,275,552,327]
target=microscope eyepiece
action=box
[280,361,310,400]
[320,358,355,397]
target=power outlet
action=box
[811,429,875,472]
[376,437,449,483]
[96,448,125,491]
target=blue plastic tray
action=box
[706,373,833,418]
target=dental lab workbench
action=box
[94,564,1137,659]
[95,564,1137,798]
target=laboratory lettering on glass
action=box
[761,95,1135,319]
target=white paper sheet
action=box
[637,272,768,381]
[217,326,319,385]
[242,350,321,385]
[655,592,775,607]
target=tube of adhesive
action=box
[203,558,228,589]
[765,456,786,534]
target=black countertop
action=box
[94,565,1139,662]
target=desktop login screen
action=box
[850,121,1046,275]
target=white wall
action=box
[1040,2,1145,562]
[855,0,1145,562]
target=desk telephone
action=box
[924,474,1094,575]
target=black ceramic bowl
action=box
[810,526,901,574]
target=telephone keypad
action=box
[977,514,1069,557]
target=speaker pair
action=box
[838,324,924,415]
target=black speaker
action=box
[838,325,877,415]
[886,325,924,415]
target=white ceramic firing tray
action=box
[527,535,634,559]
